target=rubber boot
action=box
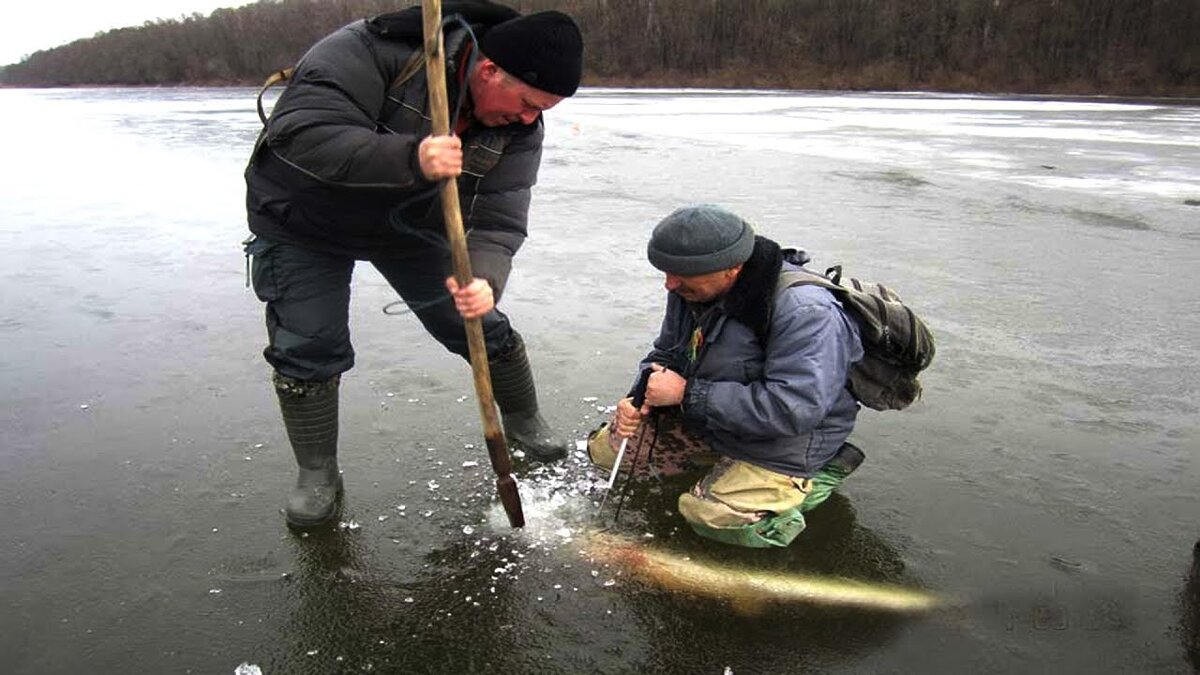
[274,372,343,528]
[800,441,865,513]
[488,332,568,462]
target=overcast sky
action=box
[1,1,251,65]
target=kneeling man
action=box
[591,205,866,548]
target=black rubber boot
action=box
[826,441,866,476]
[274,373,343,528]
[489,332,569,462]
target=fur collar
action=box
[719,236,783,338]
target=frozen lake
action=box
[1,86,1198,674]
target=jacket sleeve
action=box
[464,123,543,298]
[265,25,429,190]
[683,289,860,438]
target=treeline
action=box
[2,0,1197,95]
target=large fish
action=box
[581,531,947,614]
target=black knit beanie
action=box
[479,11,583,97]
[647,205,757,276]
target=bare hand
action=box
[418,134,462,180]
[644,363,686,408]
[613,396,643,439]
[445,277,494,319]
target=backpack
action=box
[775,265,935,411]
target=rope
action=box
[382,13,481,319]
[611,412,662,525]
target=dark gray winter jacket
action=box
[641,239,863,478]
[245,7,540,295]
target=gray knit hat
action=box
[647,205,756,275]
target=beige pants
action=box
[678,456,811,528]
[587,419,810,529]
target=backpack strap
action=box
[376,49,428,124]
[766,268,844,346]
[255,49,425,129]
[774,268,840,303]
[256,67,293,126]
[393,50,426,92]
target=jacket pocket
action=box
[243,235,281,302]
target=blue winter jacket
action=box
[640,239,863,477]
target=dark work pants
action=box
[246,236,513,381]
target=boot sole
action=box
[285,510,337,529]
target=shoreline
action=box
[3,80,1199,104]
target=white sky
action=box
[1,1,250,65]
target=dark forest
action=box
[2,0,1197,95]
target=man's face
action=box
[469,59,564,127]
[663,266,742,303]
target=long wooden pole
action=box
[421,0,525,528]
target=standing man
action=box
[589,205,867,548]
[244,2,583,527]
